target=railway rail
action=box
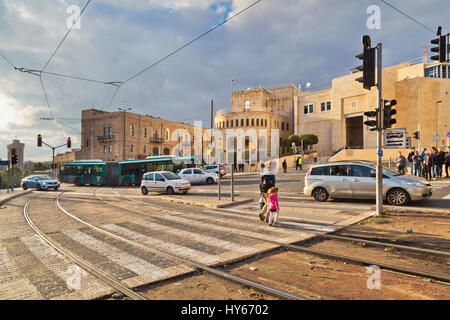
[101,188,450,284]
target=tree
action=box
[32,162,50,172]
[287,134,302,147]
[299,134,319,147]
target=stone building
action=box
[298,59,450,157]
[79,109,206,161]
[214,85,297,163]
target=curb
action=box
[0,190,33,206]
[158,195,254,209]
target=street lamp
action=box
[118,107,131,160]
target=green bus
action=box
[59,156,195,186]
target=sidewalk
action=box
[157,190,253,209]
[0,188,32,205]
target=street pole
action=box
[218,166,221,200]
[231,164,234,201]
[210,99,213,165]
[376,42,383,216]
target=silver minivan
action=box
[304,161,432,206]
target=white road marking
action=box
[21,234,109,299]
[0,245,43,300]
[63,229,170,281]
[132,219,256,254]
[442,194,450,199]
[102,224,221,265]
[433,222,450,225]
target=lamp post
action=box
[118,107,131,160]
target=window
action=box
[144,128,147,138]
[109,126,112,136]
[109,145,112,153]
[246,119,249,126]
[235,119,238,127]
[330,165,348,176]
[183,169,192,174]
[244,100,250,111]
[193,169,203,174]
[264,119,267,127]
[309,104,314,114]
[163,148,170,155]
[144,173,154,181]
[256,119,259,126]
[310,166,330,176]
[349,165,375,177]
[103,145,107,154]
[251,119,254,126]
[425,66,440,78]
[327,101,331,111]
[130,125,134,136]
[230,119,233,127]
[286,123,289,131]
[222,121,225,128]
[104,126,108,136]
[143,145,147,154]
[321,102,325,112]
[155,173,165,182]
[130,144,134,153]
[281,122,285,130]
[153,147,159,156]
[241,119,244,126]
[304,105,308,114]
[86,139,89,148]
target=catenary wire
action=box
[0,51,17,69]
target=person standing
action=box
[258,172,276,223]
[423,152,432,181]
[282,159,287,173]
[298,157,302,171]
[445,146,450,178]
[413,151,422,177]
[407,147,415,175]
[436,147,445,179]
[267,187,280,226]
[295,157,300,171]
[395,151,406,175]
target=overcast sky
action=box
[0,0,448,161]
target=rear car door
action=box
[328,165,352,198]
[348,165,376,198]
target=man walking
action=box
[445,146,450,178]
[395,151,406,175]
[282,159,287,173]
[407,147,415,175]
[436,147,445,179]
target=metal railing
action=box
[97,135,115,142]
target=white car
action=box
[140,171,191,195]
[203,164,226,177]
[178,168,218,185]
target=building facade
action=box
[7,139,25,170]
[79,109,206,161]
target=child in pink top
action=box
[267,187,279,226]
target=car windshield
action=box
[161,172,180,180]
[38,176,52,180]
[382,167,401,176]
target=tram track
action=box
[54,190,307,300]
[103,188,450,284]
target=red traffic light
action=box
[67,137,71,148]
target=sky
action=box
[0,0,449,162]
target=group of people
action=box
[398,146,450,181]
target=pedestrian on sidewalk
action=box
[413,151,422,177]
[258,172,276,223]
[407,147,415,175]
[445,146,450,178]
[282,159,287,173]
[423,152,432,181]
[267,187,280,226]
[395,151,406,175]
[295,157,299,170]
[298,157,302,171]
[436,147,445,179]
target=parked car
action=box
[304,161,432,206]
[140,171,191,195]
[178,168,218,185]
[203,164,226,177]
[21,175,60,191]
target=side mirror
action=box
[371,173,376,178]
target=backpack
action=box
[260,174,275,193]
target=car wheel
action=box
[36,184,42,191]
[312,187,329,202]
[123,177,132,186]
[141,187,148,195]
[387,188,410,206]
[54,187,59,191]
[74,178,82,186]
[166,186,175,195]
[206,177,214,185]
[22,184,28,190]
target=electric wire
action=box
[0,51,17,69]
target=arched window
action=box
[130,144,134,153]
[165,129,170,141]
[144,128,147,138]
[143,145,147,154]
[130,125,134,136]
[163,148,170,155]
[244,100,250,111]
[152,147,159,156]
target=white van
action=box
[141,171,191,195]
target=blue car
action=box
[21,175,61,191]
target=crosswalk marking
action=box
[63,229,171,282]
[132,219,256,254]
[20,235,109,299]
[443,194,450,199]
[0,245,43,300]
[102,224,222,265]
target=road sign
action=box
[446,132,450,137]
[378,150,383,157]
[384,128,406,149]
[433,135,441,142]
[0,160,9,166]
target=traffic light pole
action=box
[376,42,383,216]
[40,141,69,177]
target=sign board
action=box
[433,135,441,142]
[446,132,450,137]
[377,150,383,157]
[384,128,406,149]
[0,160,9,166]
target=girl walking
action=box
[267,187,280,226]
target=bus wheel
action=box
[166,186,174,195]
[141,187,148,195]
[74,178,82,186]
[123,177,132,186]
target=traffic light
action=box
[67,137,71,148]
[355,35,376,90]
[430,35,447,62]
[364,109,379,131]
[383,100,397,129]
[37,134,42,147]
[11,148,17,165]
[413,131,420,139]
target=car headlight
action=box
[406,182,424,188]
